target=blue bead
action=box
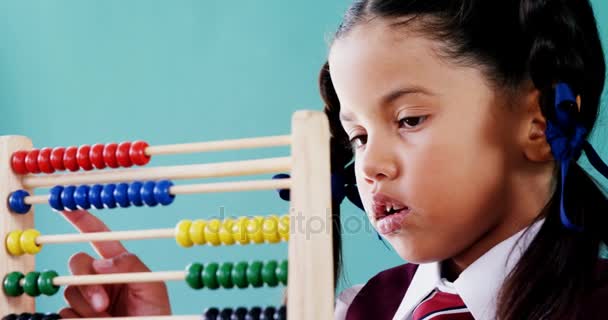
[220,308,233,320]
[128,181,144,207]
[73,185,91,210]
[88,184,104,209]
[276,306,286,320]
[8,190,31,214]
[260,307,276,320]
[245,307,262,320]
[30,313,45,320]
[114,183,131,208]
[331,174,346,205]
[101,184,117,209]
[49,186,64,211]
[61,186,78,211]
[204,308,219,320]
[141,181,158,207]
[272,174,291,201]
[232,307,248,320]
[154,180,175,206]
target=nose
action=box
[358,135,399,184]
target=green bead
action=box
[232,261,249,288]
[262,260,279,287]
[38,270,60,296]
[247,261,263,288]
[202,262,219,289]
[3,271,24,297]
[23,271,41,297]
[217,262,234,289]
[185,263,204,289]
[277,260,288,285]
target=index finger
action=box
[60,210,129,259]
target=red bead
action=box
[25,150,41,174]
[63,146,79,172]
[37,147,55,174]
[77,145,93,171]
[11,150,28,174]
[50,148,66,171]
[130,141,150,166]
[116,142,133,167]
[90,144,106,169]
[103,143,119,168]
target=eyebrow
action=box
[339,86,435,122]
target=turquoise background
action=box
[0,0,606,315]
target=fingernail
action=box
[91,293,105,310]
[93,258,114,269]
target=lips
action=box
[371,193,411,235]
[371,193,409,220]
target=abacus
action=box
[1,111,334,319]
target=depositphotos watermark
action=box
[206,207,377,240]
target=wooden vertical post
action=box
[288,111,334,320]
[1,136,35,313]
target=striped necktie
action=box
[411,289,474,320]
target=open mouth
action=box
[385,206,406,216]
[375,205,411,235]
[374,204,409,220]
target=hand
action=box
[58,210,171,317]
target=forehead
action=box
[327,19,499,120]
[328,20,448,107]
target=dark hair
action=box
[320,0,608,319]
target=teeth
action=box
[382,203,406,214]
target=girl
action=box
[59,0,608,319]
[324,0,608,319]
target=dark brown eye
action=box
[349,135,367,149]
[399,116,427,129]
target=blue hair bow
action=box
[546,83,608,231]
[273,164,393,247]
[272,162,364,210]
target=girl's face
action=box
[329,19,547,267]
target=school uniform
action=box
[334,220,608,320]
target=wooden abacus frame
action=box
[1,110,334,319]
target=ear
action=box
[521,88,553,162]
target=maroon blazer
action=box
[345,261,608,320]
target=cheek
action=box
[354,164,373,213]
[395,134,510,261]
[407,119,510,222]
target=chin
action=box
[387,236,445,265]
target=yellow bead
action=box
[205,219,222,246]
[175,220,193,248]
[262,215,281,243]
[20,229,42,255]
[189,220,206,245]
[6,230,24,256]
[247,216,265,244]
[279,215,290,241]
[219,219,235,245]
[232,216,249,245]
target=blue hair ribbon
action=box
[273,164,393,247]
[272,162,364,210]
[546,83,608,231]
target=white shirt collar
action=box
[392,220,544,320]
